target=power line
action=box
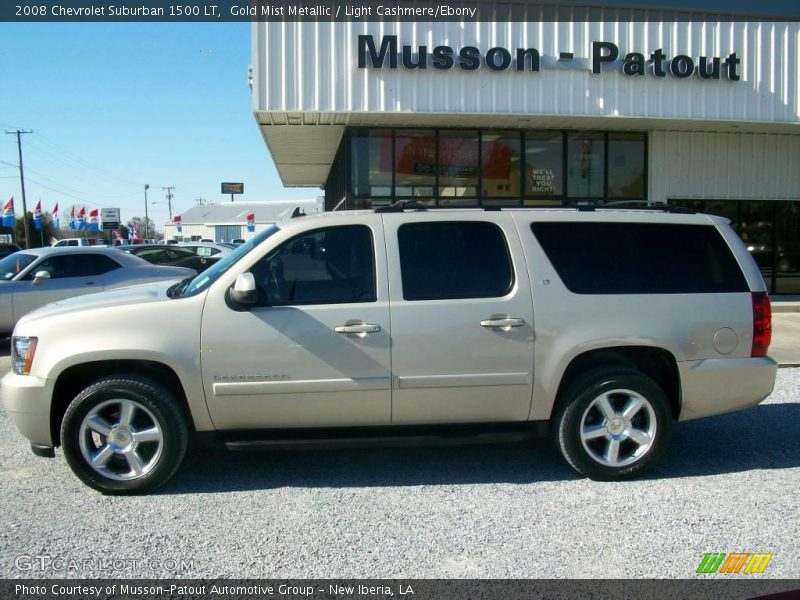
[24,140,141,191]
[4,129,33,249]
[31,133,142,188]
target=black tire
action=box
[552,366,672,481]
[60,375,188,494]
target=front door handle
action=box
[335,323,381,334]
[480,317,524,328]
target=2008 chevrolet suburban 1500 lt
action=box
[1,207,778,493]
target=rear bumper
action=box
[678,356,778,421]
[1,371,55,446]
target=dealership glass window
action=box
[350,129,392,197]
[775,201,800,294]
[607,133,646,198]
[437,130,479,198]
[481,131,521,198]
[394,129,435,197]
[739,201,776,292]
[567,132,605,199]
[398,221,514,300]
[525,132,564,199]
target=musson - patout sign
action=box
[357,35,742,81]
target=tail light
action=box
[751,292,772,357]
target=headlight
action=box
[12,336,37,376]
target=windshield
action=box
[0,253,37,281]
[176,225,281,297]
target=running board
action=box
[221,422,548,452]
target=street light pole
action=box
[144,184,150,241]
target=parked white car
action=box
[51,238,106,247]
[0,247,195,334]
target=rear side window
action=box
[531,222,748,294]
[92,255,123,275]
[398,221,514,300]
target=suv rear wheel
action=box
[553,367,672,480]
[61,375,188,494]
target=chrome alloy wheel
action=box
[78,399,164,481]
[579,389,657,468]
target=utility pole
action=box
[162,186,174,220]
[5,129,32,248]
[144,184,150,241]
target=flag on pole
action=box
[246,212,255,233]
[174,214,182,233]
[88,208,100,231]
[33,200,42,230]
[52,203,60,230]
[68,206,76,231]
[76,206,86,230]
[2,197,14,228]
[128,221,137,241]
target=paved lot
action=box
[0,367,797,579]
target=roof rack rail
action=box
[374,200,429,213]
[666,206,696,214]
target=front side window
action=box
[398,221,514,300]
[251,225,376,306]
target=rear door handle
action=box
[335,324,381,334]
[480,318,524,328]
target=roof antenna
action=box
[291,206,306,218]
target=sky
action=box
[0,23,317,231]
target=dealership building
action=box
[251,10,800,293]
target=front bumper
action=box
[678,356,779,421]
[1,371,55,447]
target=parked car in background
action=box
[52,238,106,247]
[121,244,220,273]
[177,242,232,257]
[0,243,22,259]
[0,247,195,334]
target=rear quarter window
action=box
[531,222,748,294]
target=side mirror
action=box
[33,270,51,285]
[230,272,257,306]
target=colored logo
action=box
[696,552,773,574]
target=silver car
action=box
[0,246,195,334]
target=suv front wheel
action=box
[61,375,188,494]
[553,367,672,481]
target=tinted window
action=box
[251,225,376,305]
[93,255,122,274]
[398,222,514,300]
[531,222,748,294]
[30,255,96,279]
